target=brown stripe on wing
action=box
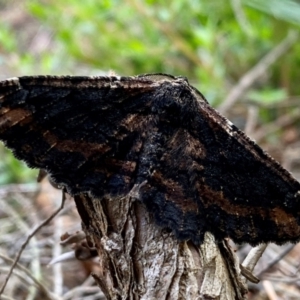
[41,131,112,158]
[0,112,112,159]
[0,108,33,131]
[150,170,199,214]
[197,182,300,240]
[198,100,300,187]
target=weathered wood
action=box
[74,194,248,300]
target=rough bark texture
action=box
[74,194,248,300]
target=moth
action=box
[0,73,300,245]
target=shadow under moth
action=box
[0,73,300,246]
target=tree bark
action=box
[74,193,248,300]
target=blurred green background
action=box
[1,0,300,184]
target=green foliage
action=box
[244,0,300,26]
[0,25,17,53]
[248,88,287,105]
[0,0,299,183]
[24,0,300,98]
[0,147,37,185]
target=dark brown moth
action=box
[1,73,300,245]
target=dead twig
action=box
[244,105,259,136]
[0,183,38,196]
[242,243,268,272]
[218,30,299,115]
[252,108,300,143]
[256,244,295,278]
[0,294,15,300]
[241,243,268,283]
[230,0,252,35]
[262,280,279,300]
[0,253,56,299]
[52,217,63,296]
[0,191,66,297]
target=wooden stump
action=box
[74,194,248,300]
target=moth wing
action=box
[0,76,158,197]
[1,76,300,245]
[137,83,300,245]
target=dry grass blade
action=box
[0,191,66,297]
